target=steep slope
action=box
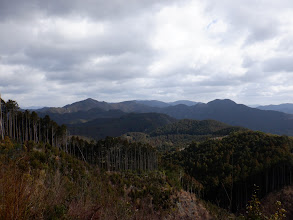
[257,103,293,114]
[261,184,293,219]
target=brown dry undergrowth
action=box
[261,185,293,219]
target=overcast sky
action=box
[0,0,293,107]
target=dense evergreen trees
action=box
[150,119,245,136]
[165,131,293,211]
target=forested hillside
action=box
[1,97,292,219]
[67,113,176,140]
[150,119,245,136]
[1,98,221,219]
[164,131,293,212]
[122,119,246,151]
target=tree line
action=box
[0,98,67,148]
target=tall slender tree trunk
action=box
[29,117,31,141]
[0,94,3,140]
[51,126,53,146]
[25,114,28,141]
[39,121,41,143]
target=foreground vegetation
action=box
[0,137,181,219]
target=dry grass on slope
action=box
[261,185,293,219]
[169,190,213,220]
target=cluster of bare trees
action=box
[68,136,158,171]
[0,98,67,148]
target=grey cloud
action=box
[242,56,257,68]
[0,0,177,22]
[263,56,293,72]
[1,11,155,85]
[0,0,39,21]
[205,0,289,44]
[278,35,293,53]
[245,22,279,44]
[241,70,262,82]
[44,52,151,83]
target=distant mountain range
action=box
[36,98,293,137]
[134,100,200,108]
[38,98,200,114]
[257,103,293,114]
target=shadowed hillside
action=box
[68,113,176,140]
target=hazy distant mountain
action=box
[134,100,200,108]
[22,106,45,110]
[157,99,293,136]
[168,100,200,106]
[134,100,170,108]
[257,103,293,114]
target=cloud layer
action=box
[0,0,292,107]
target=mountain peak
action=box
[85,98,97,101]
[80,98,101,103]
[207,99,236,105]
[63,98,99,107]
